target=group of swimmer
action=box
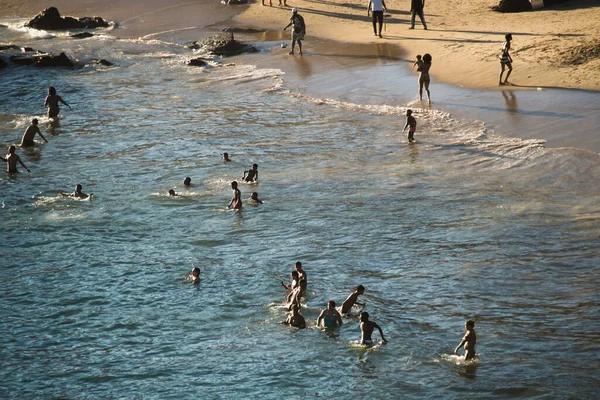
[2,86,70,174]
[268,261,476,358]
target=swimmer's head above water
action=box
[183,177,191,186]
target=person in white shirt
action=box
[367,0,388,38]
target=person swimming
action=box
[189,267,200,284]
[168,189,178,197]
[249,192,263,204]
[317,300,343,328]
[71,184,90,199]
[223,152,231,162]
[340,285,366,315]
[359,311,386,345]
[183,177,191,186]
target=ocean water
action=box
[1,10,600,400]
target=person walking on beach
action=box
[418,53,432,104]
[20,118,48,147]
[367,0,388,38]
[283,9,306,55]
[402,109,417,143]
[317,300,343,328]
[409,0,427,30]
[359,311,386,345]
[228,181,242,210]
[499,33,513,85]
[2,146,30,173]
[44,86,71,118]
[454,319,476,360]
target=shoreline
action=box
[233,0,600,92]
[2,1,599,153]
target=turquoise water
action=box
[1,13,600,399]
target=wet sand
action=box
[3,1,599,153]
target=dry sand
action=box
[234,0,600,91]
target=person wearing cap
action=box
[283,8,306,55]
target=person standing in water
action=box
[359,311,386,345]
[417,53,432,104]
[499,33,513,85]
[454,319,476,360]
[44,86,71,118]
[402,109,417,143]
[2,146,30,173]
[20,119,48,147]
[242,163,259,183]
[222,152,231,162]
[283,304,306,329]
[317,300,343,328]
[283,8,306,55]
[341,285,366,315]
[228,181,242,210]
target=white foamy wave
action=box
[197,64,285,85]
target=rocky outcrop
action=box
[188,32,258,57]
[93,59,114,67]
[26,7,109,30]
[187,58,208,67]
[492,0,532,12]
[10,52,75,68]
[70,32,95,39]
[0,57,6,69]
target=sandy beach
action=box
[235,0,600,91]
[5,1,599,91]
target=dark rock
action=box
[0,57,6,68]
[0,45,21,51]
[226,0,249,4]
[9,55,37,66]
[187,58,208,67]
[93,59,114,66]
[35,52,74,67]
[21,47,35,52]
[71,32,95,39]
[492,0,532,12]
[193,32,259,57]
[26,7,109,31]
[9,52,75,68]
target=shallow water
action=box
[1,10,600,399]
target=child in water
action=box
[454,319,477,360]
[242,164,259,182]
[228,181,242,209]
[402,109,417,143]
